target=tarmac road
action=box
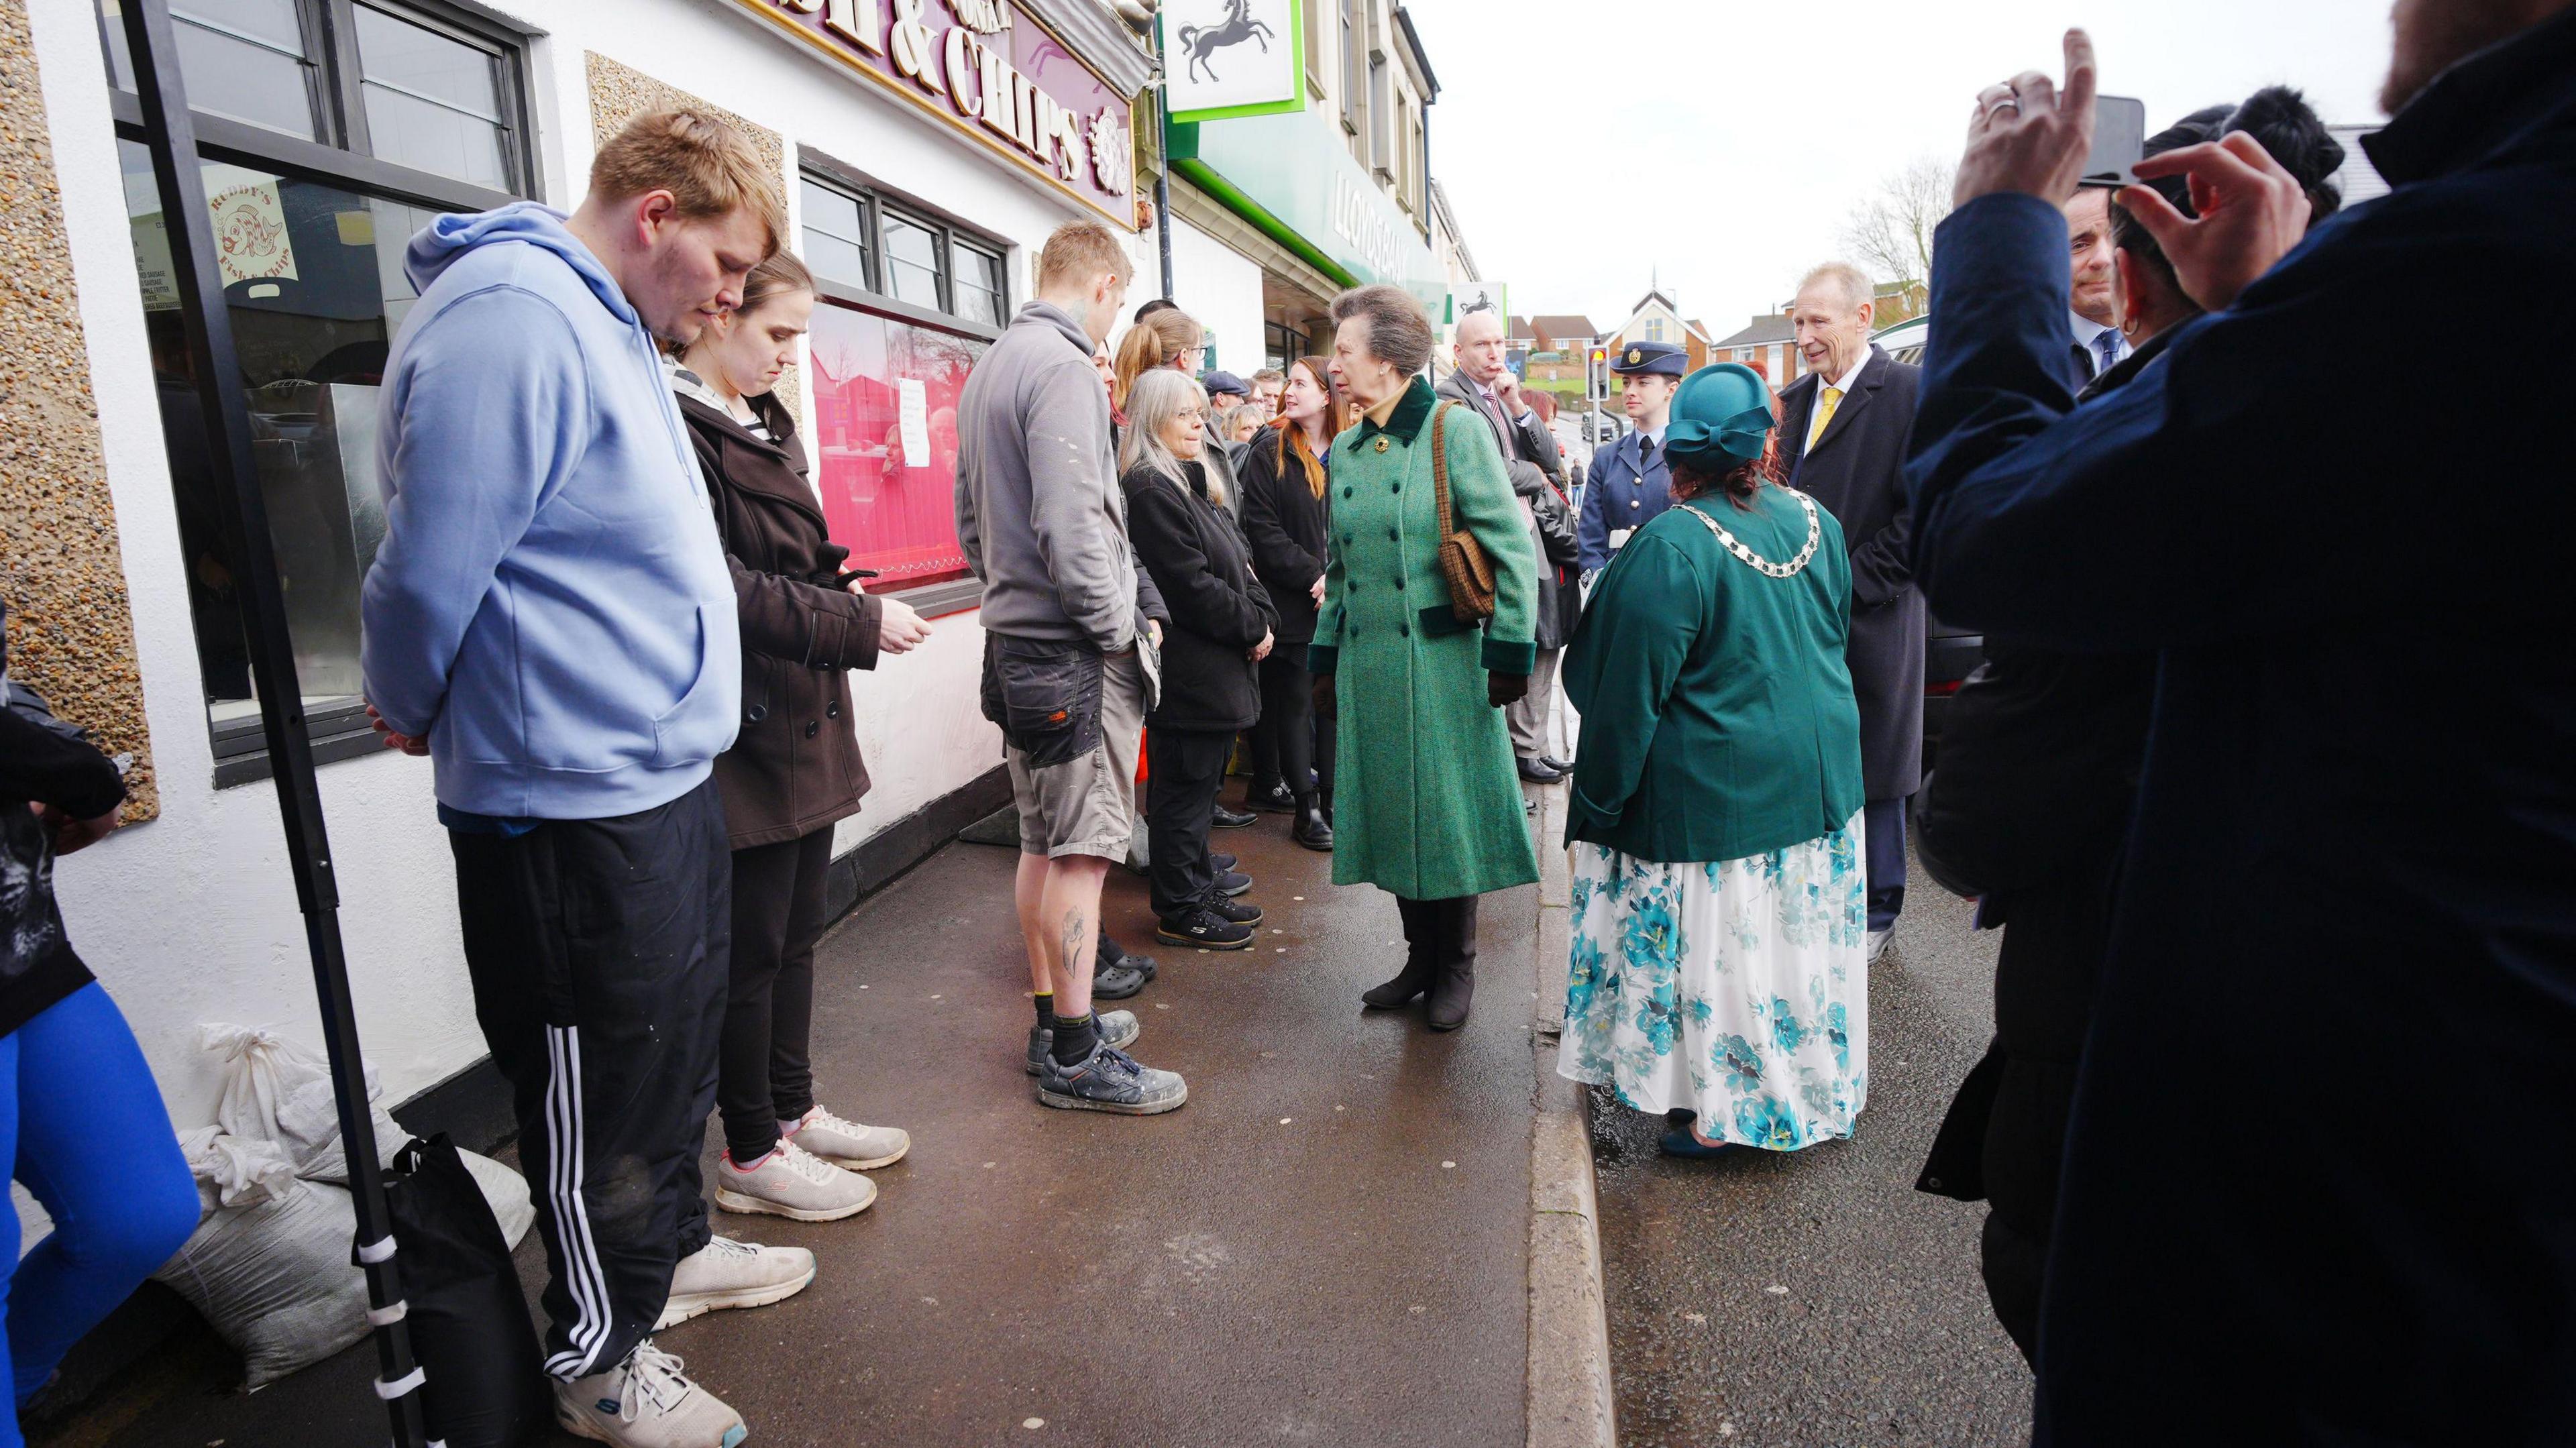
[1585,847,2035,1448]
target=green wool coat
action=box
[1308,378,1542,900]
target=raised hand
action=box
[1953,28,2099,207]
[2119,132,2315,312]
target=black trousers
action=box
[1866,795,1909,931]
[1146,726,1230,918]
[449,778,729,1381]
[719,827,833,1163]
[1252,643,1332,799]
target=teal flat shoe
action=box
[1658,1126,1739,1159]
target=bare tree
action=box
[1840,156,1956,284]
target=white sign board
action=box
[1164,0,1303,121]
[898,378,931,470]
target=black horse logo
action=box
[1177,0,1277,85]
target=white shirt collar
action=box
[1822,351,1868,395]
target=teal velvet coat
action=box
[1309,379,1541,899]
[1562,486,1866,863]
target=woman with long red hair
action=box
[1234,356,1340,850]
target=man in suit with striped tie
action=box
[1778,262,1925,962]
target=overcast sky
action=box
[1404,1,2397,337]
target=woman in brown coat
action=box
[668,252,932,1224]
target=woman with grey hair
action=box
[1313,283,1540,1031]
[1119,369,1279,950]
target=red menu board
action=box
[806,302,989,586]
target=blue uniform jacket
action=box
[1903,11,2576,1441]
[1576,429,1671,573]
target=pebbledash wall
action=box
[18,0,1152,1133]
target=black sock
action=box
[1050,1011,1100,1065]
[1097,930,1124,966]
[1034,993,1054,1032]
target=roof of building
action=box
[1712,315,1797,349]
[1508,315,1535,339]
[1529,314,1599,341]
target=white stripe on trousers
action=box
[541,1025,616,1378]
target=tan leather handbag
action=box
[1429,402,1497,625]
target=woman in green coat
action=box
[1309,284,1541,1032]
[1558,363,1869,1158]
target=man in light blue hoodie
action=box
[361,111,784,1448]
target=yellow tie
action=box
[1807,386,1843,452]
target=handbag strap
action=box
[1430,401,1456,535]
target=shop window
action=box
[880,209,946,312]
[798,166,1011,334]
[952,240,1005,329]
[1339,0,1360,137]
[804,304,987,588]
[800,177,874,292]
[102,0,532,783]
[99,0,531,196]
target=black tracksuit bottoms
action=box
[449,777,730,1381]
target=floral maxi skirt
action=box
[1558,812,1870,1150]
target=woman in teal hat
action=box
[1557,363,1870,1157]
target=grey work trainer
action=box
[1035,1041,1189,1115]
[1023,1009,1140,1076]
[554,1339,746,1448]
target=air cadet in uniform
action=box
[1577,341,1685,579]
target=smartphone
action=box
[2079,95,2148,188]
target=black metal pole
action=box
[112,4,427,1444]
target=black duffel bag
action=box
[385,1134,549,1447]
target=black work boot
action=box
[1426,895,1480,1032]
[1362,897,1437,1009]
[1291,794,1334,852]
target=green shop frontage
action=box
[1156,100,1444,378]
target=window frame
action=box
[795,150,1013,616]
[103,0,537,785]
[103,0,535,203]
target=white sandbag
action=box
[154,1148,539,1388]
[199,1023,407,1182]
[174,1125,299,1210]
[152,1176,368,1390]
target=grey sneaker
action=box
[1022,1009,1140,1076]
[555,1339,746,1447]
[656,1234,818,1329]
[712,1137,875,1222]
[784,1105,909,1170]
[1035,1042,1189,1115]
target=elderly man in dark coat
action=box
[1778,264,1923,958]
[1907,16,2576,1443]
[1438,309,1580,781]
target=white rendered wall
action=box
[1160,216,1267,380]
[23,0,1107,1124]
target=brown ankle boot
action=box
[1362,896,1438,1008]
[1426,895,1479,1032]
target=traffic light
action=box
[1586,346,1609,402]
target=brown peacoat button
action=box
[826,701,841,718]
[804,720,820,738]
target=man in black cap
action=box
[1576,341,1684,577]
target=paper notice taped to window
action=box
[1609,527,1635,552]
[898,378,930,470]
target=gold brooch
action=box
[1374,437,1390,453]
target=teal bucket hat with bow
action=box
[1662,362,1776,467]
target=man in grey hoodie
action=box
[956,220,1187,1117]
[363,111,786,1448]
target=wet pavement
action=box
[1585,846,2035,1447]
[67,785,1544,1448]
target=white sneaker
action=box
[1867,927,1894,962]
[786,1104,910,1170]
[555,1339,746,1448]
[655,1235,816,1330]
[712,1136,876,1223]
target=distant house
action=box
[1527,314,1600,353]
[1606,287,1715,370]
[1711,313,1800,391]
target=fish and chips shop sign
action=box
[734,0,1136,227]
